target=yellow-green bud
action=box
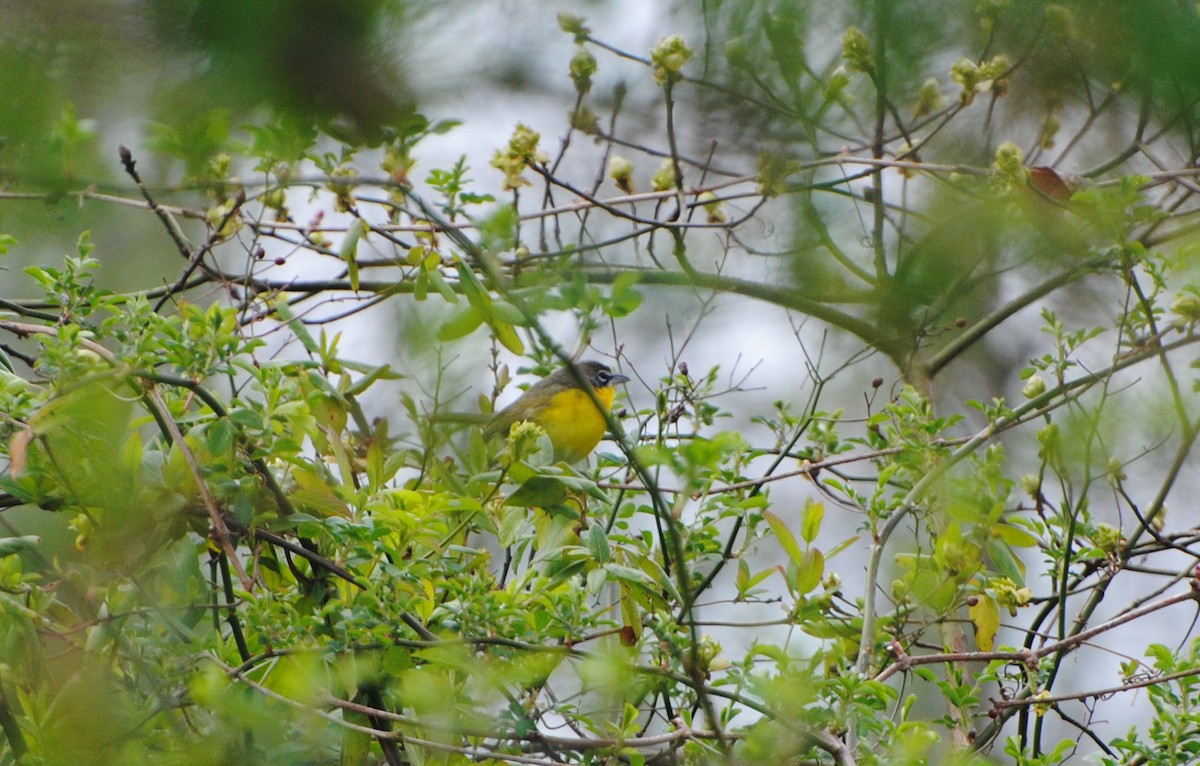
[569,48,597,94]
[824,65,853,104]
[682,635,723,677]
[328,166,357,212]
[1107,456,1126,483]
[971,54,1012,99]
[981,55,1011,81]
[608,155,634,193]
[724,36,750,69]
[991,576,1033,615]
[1037,422,1060,462]
[1020,474,1041,497]
[1022,374,1046,399]
[651,35,694,86]
[651,158,676,192]
[1151,506,1166,533]
[509,124,544,162]
[1170,290,1200,323]
[994,140,1028,183]
[210,153,232,178]
[1033,689,1052,717]
[569,105,600,135]
[491,124,548,190]
[951,58,981,105]
[205,198,242,238]
[1094,522,1123,553]
[1039,113,1061,149]
[842,26,873,73]
[261,188,287,211]
[698,191,726,224]
[509,420,548,463]
[913,78,946,117]
[756,152,799,197]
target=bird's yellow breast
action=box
[533,386,616,464]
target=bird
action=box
[484,360,630,464]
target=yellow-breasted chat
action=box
[484,360,629,464]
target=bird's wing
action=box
[482,377,558,440]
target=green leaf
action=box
[585,523,611,563]
[800,499,824,544]
[611,269,640,296]
[430,119,462,135]
[497,506,527,547]
[437,305,485,342]
[736,558,774,598]
[825,534,861,559]
[985,539,1027,585]
[603,563,659,590]
[505,475,569,508]
[205,418,235,455]
[342,363,401,396]
[489,300,530,326]
[413,268,428,300]
[273,299,320,354]
[763,10,804,85]
[491,319,525,355]
[426,266,459,303]
[765,510,804,567]
[455,259,491,308]
[608,271,644,317]
[1146,643,1175,671]
[586,566,608,593]
[993,522,1038,548]
[794,547,824,594]
[228,408,264,429]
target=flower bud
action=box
[913,78,946,117]
[569,48,597,95]
[1170,290,1200,323]
[651,159,676,192]
[1094,522,1124,553]
[1021,374,1046,399]
[697,191,726,223]
[608,155,634,193]
[651,35,694,86]
[842,26,873,73]
[491,124,548,190]
[1020,474,1041,497]
[994,141,1028,183]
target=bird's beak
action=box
[610,374,631,385]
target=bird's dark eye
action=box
[595,370,611,386]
